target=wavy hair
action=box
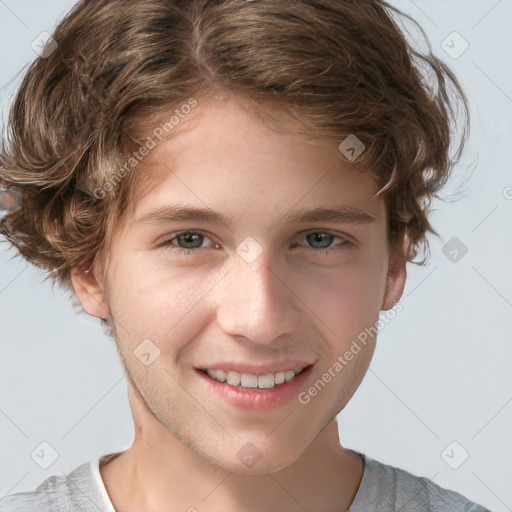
[1,0,469,293]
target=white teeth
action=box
[274,372,285,385]
[203,367,306,389]
[284,370,296,382]
[240,373,258,388]
[257,374,276,389]
[226,371,241,386]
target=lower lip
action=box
[195,366,313,411]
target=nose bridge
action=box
[215,250,300,344]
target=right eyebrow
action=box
[137,205,228,225]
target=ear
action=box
[71,258,110,319]
[381,235,410,311]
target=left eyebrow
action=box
[137,204,376,226]
[284,206,376,225]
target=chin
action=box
[203,434,306,476]
[220,453,301,476]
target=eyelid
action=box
[158,229,218,249]
[296,230,354,250]
[299,229,355,244]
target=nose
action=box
[214,249,302,346]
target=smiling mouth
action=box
[199,367,310,390]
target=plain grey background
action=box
[0,1,511,510]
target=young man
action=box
[0,0,491,510]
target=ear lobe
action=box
[381,236,410,311]
[71,259,110,319]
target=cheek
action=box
[105,256,218,341]
[301,259,386,341]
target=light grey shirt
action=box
[0,452,491,511]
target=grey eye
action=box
[176,233,204,249]
[306,233,334,249]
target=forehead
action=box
[125,96,384,226]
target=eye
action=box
[174,232,204,249]
[159,231,218,252]
[300,231,353,253]
[306,232,335,249]
[158,230,354,256]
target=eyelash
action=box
[158,230,354,256]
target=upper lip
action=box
[197,361,314,375]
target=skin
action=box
[72,94,408,511]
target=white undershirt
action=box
[89,459,116,512]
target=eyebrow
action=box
[138,204,376,227]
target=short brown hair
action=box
[0,0,469,293]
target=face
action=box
[73,95,406,475]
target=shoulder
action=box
[350,454,491,512]
[0,461,102,512]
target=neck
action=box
[100,384,363,511]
